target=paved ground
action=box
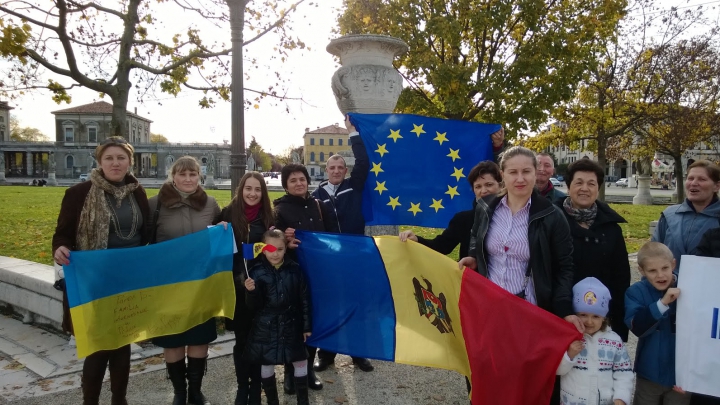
[0,256,641,405]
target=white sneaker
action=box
[68,335,76,348]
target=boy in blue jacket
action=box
[625,241,690,405]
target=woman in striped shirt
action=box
[459,146,581,331]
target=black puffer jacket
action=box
[273,193,339,261]
[417,200,475,259]
[556,198,631,341]
[468,191,575,318]
[244,256,312,365]
[214,207,270,334]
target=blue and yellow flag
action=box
[63,225,236,358]
[241,242,277,259]
[350,113,500,228]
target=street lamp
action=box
[227,0,247,197]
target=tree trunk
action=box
[673,154,684,202]
[597,135,607,202]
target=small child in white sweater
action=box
[557,277,634,405]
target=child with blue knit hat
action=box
[557,277,634,405]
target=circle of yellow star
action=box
[387,129,403,143]
[434,132,449,145]
[410,124,426,137]
[408,202,423,216]
[445,185,460,199]
[375,143,389,157]
[447,148,461,161]
[451,167,466,181]
[387,196,401,210]
[375,181,388,195]
[429,199,444,212]
[370,162,384,176]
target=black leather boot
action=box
[233,347,249,405]
[261,375,280,405]
[306,347,323,391]
[186,356,211,405]
[283,363,296,395]
[166,359,187,405]
[295,375,310,405]
[247,363,262,405]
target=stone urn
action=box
[327,34,409,237]
[327,34,409,116]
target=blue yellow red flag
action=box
[348,113,499,228]
[63,225,236,358]
[242,242,277,259]
[295,230,580,405]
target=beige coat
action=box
[149,183,220,243]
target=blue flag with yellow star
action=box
[349,113,500,228]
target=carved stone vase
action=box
[327,34,409,237]
[327,34,409,116]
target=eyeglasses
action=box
[100,137,129,145]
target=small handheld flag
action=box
[242,242,277,259]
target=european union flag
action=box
[350,113,500,228]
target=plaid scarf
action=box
[562,197,597,227]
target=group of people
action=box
[403,146,720,405]
[51,120,720,405]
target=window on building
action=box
[320,152,325,161]
[329,138,334,146]
[65,127,74,142]
[87,126,97,143]
[0,116,4,122]
[338,139,343,146]
[1,130,4,138]
[66,155,74,169]
[310,168,315,175]
[310,138,315,146]
[320,138,324,146]
[310,152,315,162]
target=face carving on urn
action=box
[357,67,376,94]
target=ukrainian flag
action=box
[63,225,236,358]
[295,230,580,405]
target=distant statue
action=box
[49,152,56,171]
[165,155,174,172]
[207,154,215,176]
[247,155,256,171]
[88,152,97,169]
[0,152,4,169]
[291,151,300,164]
[638,157,652,176]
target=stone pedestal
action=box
[205,175,216,189]
[0,171,6,184]
[633,175,653,205]
[328,34,409,237]
[46,172,58,186]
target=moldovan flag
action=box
[676,255,720,397]
[63,225,236,358]
[295,231,580,405]
[242,242,277,259]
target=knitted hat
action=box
[572,277,611,317]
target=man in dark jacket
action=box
[311,116,374,372]
[537,153,567,203]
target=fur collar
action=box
[158,182,208,211]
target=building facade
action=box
[303,123,351,177]
[0,101,12,142]
[1,101,231,180]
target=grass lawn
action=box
[0,186,665,265]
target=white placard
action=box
[676,255,720,397]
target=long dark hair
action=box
[230,171,274,242]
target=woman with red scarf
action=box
[215,172,275,405]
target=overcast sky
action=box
[6,0,718,154]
